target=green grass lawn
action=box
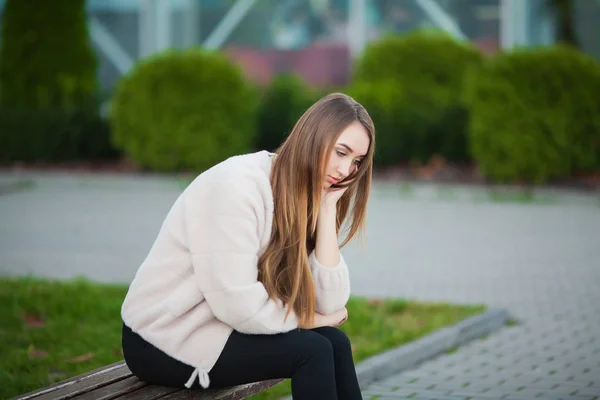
[0,276,485,400]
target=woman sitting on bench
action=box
[120,92,375,400]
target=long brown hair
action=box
[257,92,375,327]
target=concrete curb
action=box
[355,307,510,389]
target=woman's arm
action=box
[309,190,352,315]
[314,205,341,266]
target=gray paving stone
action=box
[449,390,513,399]
[395,389,456,398]
[376,381,438,391]
[372,397,460,400]
[543,396,599,400]
[504,396,592,400]
[361,389,419,397]
[529,377,597,389]
[410,397,469,400]
[576,388,600,397]
[502,380,558,391]
[419,382,493,393]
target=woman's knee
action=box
[313,327,352,354]
[295,329,335,361]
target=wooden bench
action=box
[12,360,283,400]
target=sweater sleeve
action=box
[308,250,351,315]
[183,177,298,335]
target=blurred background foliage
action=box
[0,0,599,184]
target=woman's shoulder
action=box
[183,150,274,203]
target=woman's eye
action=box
[354,159,362,166]
[336,150,345,157]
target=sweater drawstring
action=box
[185,367,210,389]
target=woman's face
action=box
[323,121,370,188]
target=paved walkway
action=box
[350,187,600,399]
[1,171,599,399]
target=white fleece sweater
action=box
[121,150,351,389]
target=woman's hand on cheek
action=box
[321,182,352,208]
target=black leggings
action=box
[122,323,362,400]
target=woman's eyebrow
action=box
[337,143,365,157]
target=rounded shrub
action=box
[256,74,318,152]
[110,48,258,172]
[345,81,406,166]
[352,29,484,164]
[464,45,600,184]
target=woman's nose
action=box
[337,159,353,177]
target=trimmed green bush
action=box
[255,74,318,152]
[345,81,406,166]
[0,0,111,163]
[352,30,484,164]
[464,45,600,184]
[110,48,257,172]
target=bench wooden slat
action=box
[72,376,147,400]
[157,379,285,400]
[13,361,131,400]
[111,385,181,400]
